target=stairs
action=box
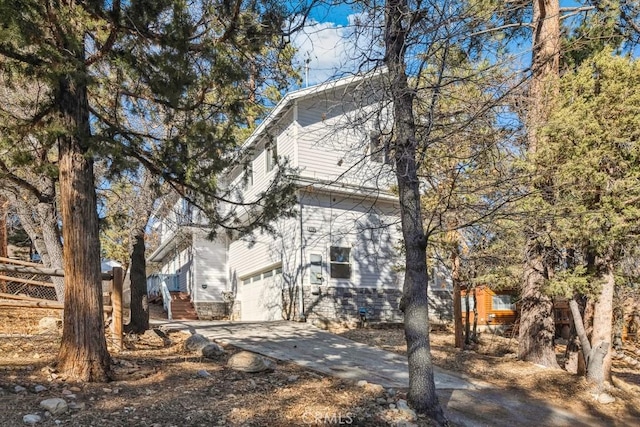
[169,292,199,320]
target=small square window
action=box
[370,134,390,164]
[330,247,351,279]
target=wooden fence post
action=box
[112,267,124,351]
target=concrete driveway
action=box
[152,319,476,390]
[151,320,604,427]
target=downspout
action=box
[299,197,305,321]
[294,100,305,321]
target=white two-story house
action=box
[148,70,421,323]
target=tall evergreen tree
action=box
[0,0,306,381]
[539,51,640,386]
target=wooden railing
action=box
[0,257,124,351]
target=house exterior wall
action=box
[461,286,517,332]
[296,190,404,324]
[191,233,229,319]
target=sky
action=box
[291,2,372,87]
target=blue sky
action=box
[291,2,366,86]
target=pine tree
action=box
[0,0,304,381]
[538,50,640,386]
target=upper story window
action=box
[247,163,254,187]
[370,133,391,164]
[330,246,351,279]
[266,141,278,172]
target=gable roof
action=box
[241,67,388,150]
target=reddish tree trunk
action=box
[55,32,112,381]
[519,0,561,368]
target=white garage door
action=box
[240,276,283,321]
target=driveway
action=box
[151,320,603,427]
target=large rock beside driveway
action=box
[183,334,210,352]
[227,351,274,373]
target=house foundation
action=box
[302,286,404,326]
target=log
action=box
[0,256,43,268]
[0,299,63,309]
[0,274,56,288]
[0,262,112,280]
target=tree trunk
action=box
[518,0,561,368]
[464,291,471,345]
[0,196,6,293]
[0,196,7,259]
[589,263,614,384]
[56,42,112,381]
[519,244,559,366]
[36,178,65,301]
[472,287,478,342]
[384,1,445,423]
[125,173,158,333]
[125,230,149,333]
[10,187,65,301]
[451,249,463,348]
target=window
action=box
[247,164,253,187]
[266,141,277,172]
[461,295,475,312]
[330,247,351,279]
[310,254,323,284]
[263,269,273,279]
[492,294,515,311]
[251,273,262,283]
[370,133,390,164]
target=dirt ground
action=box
[339,325,640,425]
[1,307,639,427]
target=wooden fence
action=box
[0,257,123,351]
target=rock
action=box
[286,375,299,383]
[23,414,42,425]
[356,380,368,387]
[396,399,410,410]
[389,404,396,409]
[202,343,225,359]
[40,398,68,415]
[597,393,616,404]
[197,370,212,378]
[227,351,274,373]
[376,398,387,404]
[68,402,86,410]
[368,383,384,394]
[184,334,210,352]
[38,317,61,334]
[61,389,73,396]
[386,388,397,397]
[34,385,47,393]
[15,385,27,393]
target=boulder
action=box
[22,414,42,425]
[183,334,210,352]
[40,398,68,415]
[227,351,274,373]
[202,343,225,359]
[38,317,61,334]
